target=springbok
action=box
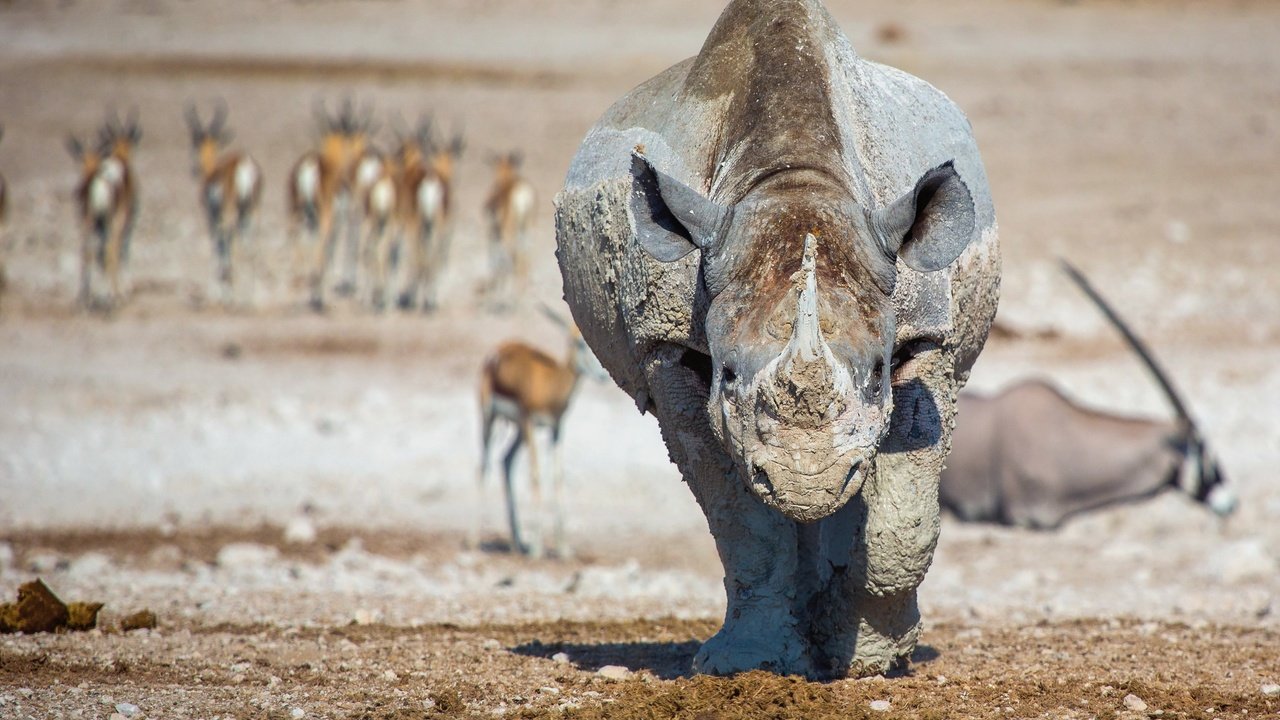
[940,261,1237,529]
[475,308,602,558]
[355,126,416,311]
[67,109,140,311]
[483,151,537,306]
[185,101,263,306]
[287,99,374,311]
[398,129,463,312]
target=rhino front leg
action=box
[643,346,812,677]
[812,372,952,676]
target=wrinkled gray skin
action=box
[555,0,999,678]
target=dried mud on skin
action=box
[2,618,1275,719]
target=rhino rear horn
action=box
[630,150,727,262]
[874,160,976,273]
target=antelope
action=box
[286,98,374,311]
[483,151,536,307]
[355,124,417,311]
[940,261,1237,530]
[398,129,463,312]
[67,109,140,311]
[475,308,603,558]
[185,101,263,306]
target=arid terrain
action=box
[1,0,1278,717]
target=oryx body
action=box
[941,264,1235,529]
[555,0,999,678]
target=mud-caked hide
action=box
[555,0,999,678]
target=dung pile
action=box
[0,578,109,633]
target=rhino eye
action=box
[721,364,739,389]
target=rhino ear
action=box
[630,151,726,262]
[874,160,976,273]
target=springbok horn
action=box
[538,302,571,330]
[1059,259,1196,430]
[184,102,202,139]
[210,98,228,137]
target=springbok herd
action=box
[0,100,538,314]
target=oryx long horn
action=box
[1059,259,1195,427]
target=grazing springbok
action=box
[185,101,263,305]
[287,99,374,310]
[67,110,140,311]
[483,151,536,306]
[941,261,1236,529]
[398,129,463,312]
[475,309,602,558]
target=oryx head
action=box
[1061,260,1238,520]
[631,151,976,522]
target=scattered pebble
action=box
[869,699,891,712]
[115,703,141,717]
[1124,694,1148,712]
[482,638,502,650]
[383,669,399,682]
[596,665,632,681]
[290,708,305,719]
[353,609,378,626]
[539,687,561,696]
[18,688,34,697]
[283,517,317,545]
[551,652,571,664]
[935,675,948,685]
[1262,683,1280,696]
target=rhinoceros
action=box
[554,0,999,677]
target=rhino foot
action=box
[693,619,812,677]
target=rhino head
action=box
[631,152,976,522]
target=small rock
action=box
[283,517,317,545]
[551,652,571,664]
[1262,683,1280,696]
[353,609,378,626]
[596,665,632,681]
[119,610,158,632]
[538,687,561,696]
[290,709,305,720]
[115,703,141,717]
[383,669,399,682]
[869,699,891,712]
[109,714,127,720]
[18,688,34,697]
[481,638,502,650]
[215,543,279,570]
[1124,694,1148,712]
[935,675,948,685]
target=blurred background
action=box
[0,0,1277,645]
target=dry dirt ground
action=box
[1,0,1279,717]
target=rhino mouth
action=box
[748,455,866,523]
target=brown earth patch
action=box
[4,617,1274,718]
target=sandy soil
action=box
[1,0,1278,717]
